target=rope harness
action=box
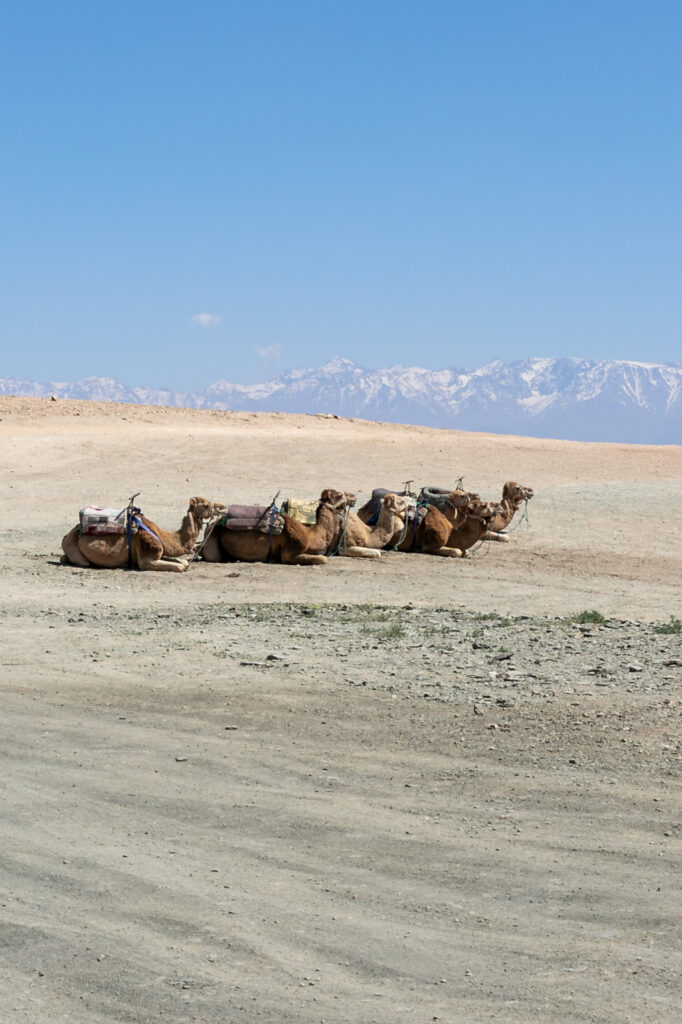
[391,498,427,551]
[501,498,531,534]
[471,499,530,556]
[187,508,228,564]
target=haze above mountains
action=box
[2,357,681,445]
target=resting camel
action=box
[385,489,498,557]
[201,489,353,566]
[442,495,500,554]
[61,497,226,572]
[338,494,409,558]
[357,489,471,558]
[486,481,534,540]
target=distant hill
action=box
[2,357,681,443]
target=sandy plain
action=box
[0,396,680,1023]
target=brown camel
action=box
[443,496,500,555]
[61,497,226,572]
[398,490,473,557]
[389,490,498,557]
[338,493,409,558]
[486,481,534,541]
[201,489,353,566]
[358,489,472,558]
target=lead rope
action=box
[470,528,493,557]
[125,490,141,569]
[499,499,531,537]
[330,504,352,556]
[392,501,414,550]
[188,512,222,563]
[266,490,281,561]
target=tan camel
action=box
[61,497,226,572]
[201,489,353,566]
[486,481,534,541]
[338,494,409,558]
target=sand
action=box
[0,396,680,1023]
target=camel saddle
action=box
[358,488,405,525]
[280,498,318,524]
[221,504,285,534]
[419,486,456,510]
[79,506,137,536]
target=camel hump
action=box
[282,515,309,547]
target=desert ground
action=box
[0,396,680,1024]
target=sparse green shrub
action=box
[653,615,682,635]
[361,622,405,640]
[471,612,513,626]
[571,610,606,624]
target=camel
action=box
[337,493,409,558]
[386,489,498,558]
[201,489,354,566]
[486,481,534,541]
[357,489,472,558]
[61,497,226,572]
[442,495,501,555]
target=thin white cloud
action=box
[191,313,222,328]
[255,343,283,377]
[255,343,283,362]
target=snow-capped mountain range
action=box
[2,357,681,444]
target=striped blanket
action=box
[79,506,137,535]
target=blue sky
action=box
[2,1,681,389]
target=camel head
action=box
[188,496,228,522]
[445,489,477,511]
[319,489,352,512]
[383,493,409,518]
[503,481,534,504]
[466,498,497,523]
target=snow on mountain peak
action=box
[1,357,680,443]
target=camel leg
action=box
[338,547,382,558]
[423,545,463,558]
[486,531,510,543]
[136,552,187,572]
[200,531,222,562]
[61,527,93,567]
[286,552,328,566]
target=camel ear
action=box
[190,497,197,508]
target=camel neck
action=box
[178,510,199,549]
[373,503,402,545]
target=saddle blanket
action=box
[221,505,285,534]
[358,490,428,529]
[79,506,136,535]
[280,498,318,524]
